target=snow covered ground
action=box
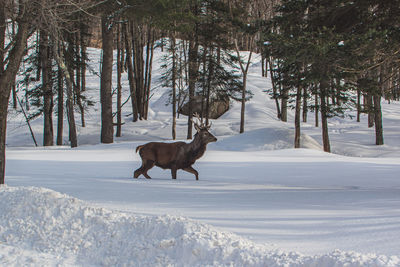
[2,45,400,266]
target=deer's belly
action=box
[155,160,194,170]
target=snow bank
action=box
[212,127,321,151]
[1,186,398,266]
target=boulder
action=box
[178,95,229,119]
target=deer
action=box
[134,114,217,180]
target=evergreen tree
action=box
[264,0,356,152]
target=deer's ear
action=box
[194,123,201,132]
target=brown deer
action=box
[134,115,217,180]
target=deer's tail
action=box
[135,145,145,153]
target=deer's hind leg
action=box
[134,160,154,179]
[142,160,154,179]
[183,166,199,180]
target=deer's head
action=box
[192,113,217,144]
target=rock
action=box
[178,95,229,119]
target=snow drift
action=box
[211,127,321,151]
[0,186,398,266]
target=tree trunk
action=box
[281,85,288,122]
[100,16,114,144]
[74,31,85,127]
[0,5,4,74]
[320,81,331,153]
[187,39,199,139]
[56,67,64,145]
[2,15,17,110]
[234,39,253,134]
[268,58,281,119]
[0,20,30,184]
[205,47,214,126]
[116,24,123,138]
[201,46,207,120]
[240,73,247,133]
[146,40,154,119]
[53,42,77,148]
[1,95,10,184]
[143,26,152,120]
[124,22,138,122]
[314,92,319,127]
[294,86,302,148]
[261,54,265,77]
[144,31,154,120]
[374,65,385,145]
[373,94,384,145]
[365,94,374,127]
[40,31,54,146]
[0,6,5,183]
[302,87,308,122]
[11,84,17,109]
[356,88,361,122]
[132,23,145,119]
[80,25,87,92]
[171,35,177,140]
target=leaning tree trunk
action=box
[268,58,281,119]
[0,20,30,184]
[100,16,114,144]
[53,41,78,148]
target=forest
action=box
[1,1,400,265]
[1,0,399,185]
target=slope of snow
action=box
[1,186,399,267]
[3,44,400,265]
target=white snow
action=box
[2,45,400,266]
[1,186,399,266]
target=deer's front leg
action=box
[183,166,199,180]
[171,167,177,179]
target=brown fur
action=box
[134,126,217,180]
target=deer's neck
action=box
[187,135,207,161]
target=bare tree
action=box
[0,0,34,184]
[234,38,253,134]
[0,0,101,184]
